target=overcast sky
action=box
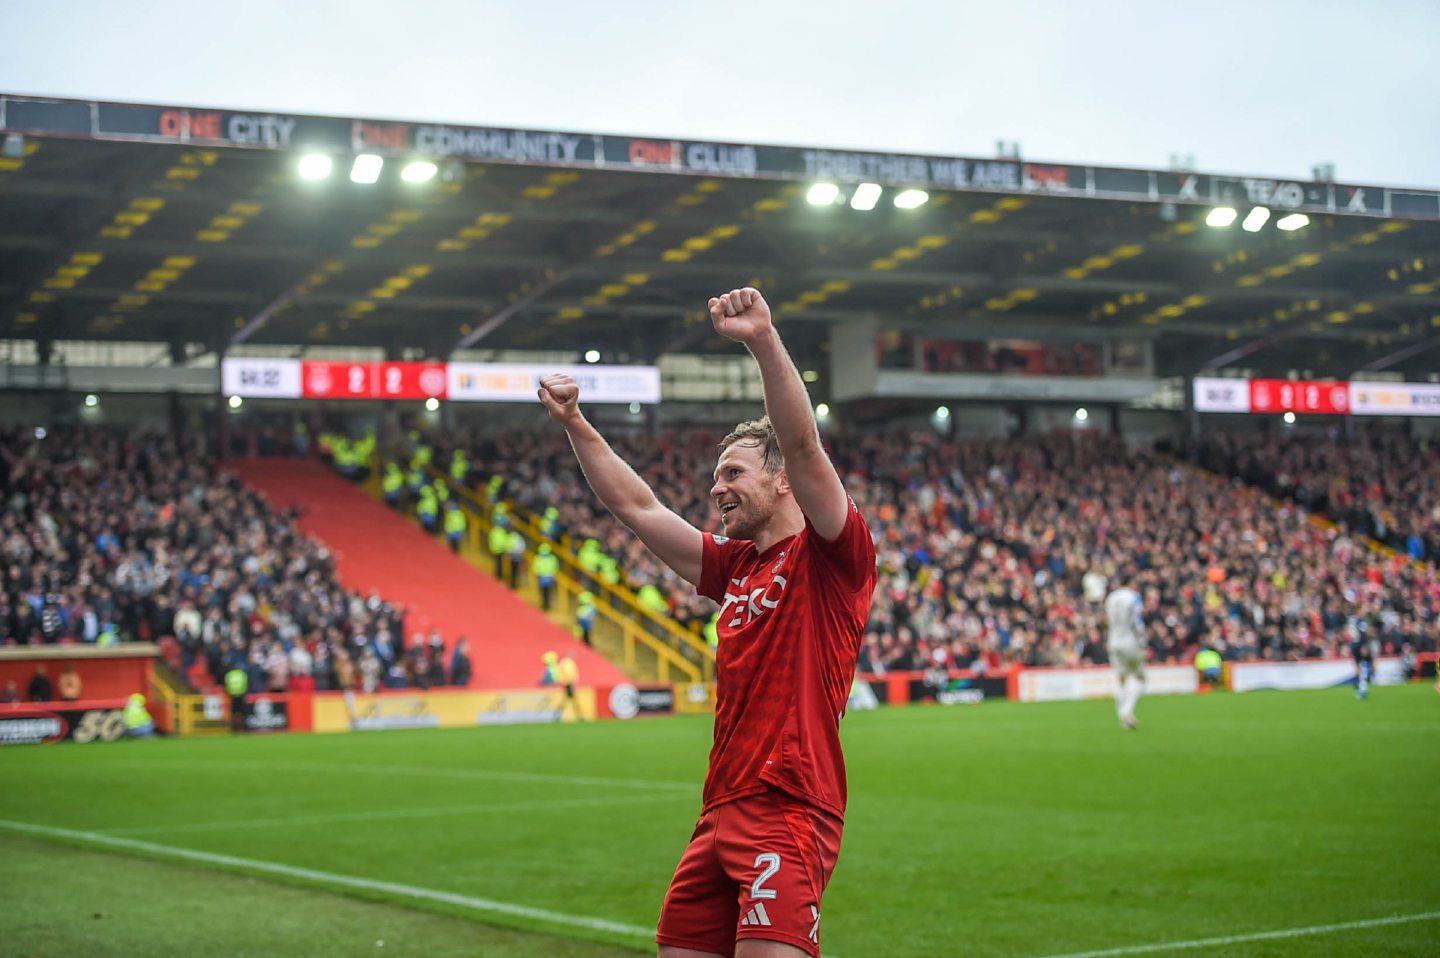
[2,0,1436,187]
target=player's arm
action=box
[538,374,703,586]
[709,287,849,541]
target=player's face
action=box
[710,443,779,540]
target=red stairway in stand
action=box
[228,458,626,690]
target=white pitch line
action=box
[103,758,699,793]
[98,792,692,837]
[1032,910,1440,958]
[0,818,656,939]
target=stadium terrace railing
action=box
[149,669,230,737]
[485,489,716,680]
[363,457,708,685]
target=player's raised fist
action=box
[537,373,581,423]
[709,287,773,345]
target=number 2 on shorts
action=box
[750,853,781,900]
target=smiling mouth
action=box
[720,502,739,519]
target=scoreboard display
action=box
[1194,377,1439,417]
[223,358,659,404]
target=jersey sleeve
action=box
[804,495,876,594]
[698,533,738,603]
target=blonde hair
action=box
[719,416,783,474]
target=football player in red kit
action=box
[539,287,876,958]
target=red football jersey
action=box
[697,496,877,820]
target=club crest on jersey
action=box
[711,534,730,545]
[720,573,788,628]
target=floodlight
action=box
[228,395,243,409]
[850,183,882,211]
[1075,407,1089,422]
[298,154,333,181]
[350,154,383,184]
[1206,207,1238,228]
[894,189,930,209]
[806,183,840,206]
[1242,207,1271,232]
[1276,213,1310,231]
[424,397,440,412]
[815,403,830,418]
[584,349,601,363]
[402,161,438,184]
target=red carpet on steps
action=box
[228,458,628,691]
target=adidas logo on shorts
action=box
[740,902,772,927]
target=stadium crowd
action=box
[6,418,1434,699]
[1191,430,1440,565]
[399,422,1438,673]
[0,426,470,696]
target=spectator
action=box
[27,664,52,702]
[0,679,20,703]
[264,640,289,692]
[427,632,447,686]
[450,637,472,686]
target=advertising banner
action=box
[447,363,661,404]
[1350,382,1440,417]
[8,95,1437,220]
[604,684,676,720]
[675,682,716,715]
[1230,657,1404,692]
[0,703,129,745]
[241,695,290,733]
[222,358,659,404]
[1017,665,1197,703]
[311,688,594,732]
[908,672,1011,705]
[1194,377,1440,418]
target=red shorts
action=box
[656,789,843,957]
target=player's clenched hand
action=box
[537,373,582,424]
[709,287,773,346]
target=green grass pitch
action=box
[2,685,1436,957]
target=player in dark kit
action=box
[1352,627,1376,700]
[539,287,876,958]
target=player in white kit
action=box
[1105,571,1146,729]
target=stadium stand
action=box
[1191,430,1440,564]
[0,424,608,694]
[380,423,1439,675]
[228,455,624,690]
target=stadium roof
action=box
[2,94,1438,381]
